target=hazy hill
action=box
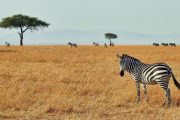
[0,29,180,45]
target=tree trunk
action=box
[110,39,112,46]
[19,33,23,46]
[19,27,24,46]
[20,36,23,46]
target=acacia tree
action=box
[0,14,50,46]
[104,33,118,46]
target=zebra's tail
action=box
[171,72,180,89]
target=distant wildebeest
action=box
[153,43,159,47]
[104,43,107,48]
[93,42,99,46]
[169,43,176,47]
[68,42,77,48]
[162,43,169,46]
[110,42,114,47]
[5,42,10,48]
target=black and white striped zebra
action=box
[5,42,10,48]
[153,43,159,47]
[169,43,176,47]
[68,42,77,48]
[93,42,99,46]
[104,43,107,48]
[110,42,114,47]
[162,43,169,46]
[117,54,180,107]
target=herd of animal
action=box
[153,43,176,47]
[67,42,177,48]
[3,42,177,48]
[68,42,113,48]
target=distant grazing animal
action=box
[5,42,10,48]
[93,42,99,46]
[68,42,77,48]
[153,43,159,47]
[169,43,176,47]
[117,54,180,108]
[161,43,169,46]
[104,43,107,48]
[110,42,114,47]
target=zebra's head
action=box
[117,54,129,77]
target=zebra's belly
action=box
[142,75,171,85]
[141,80,157,85]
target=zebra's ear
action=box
[122,54,127,58]
[117,54,121,58]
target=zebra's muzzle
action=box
[119,70,124,77]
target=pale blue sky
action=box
[0,0,180,45]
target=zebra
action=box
[104,43,107,48]
[153,43,159,47]
[161,43,169,46]
[93,42,99,46]
[5,42,10,48]
[117,54,180,107]
[68,42,77,48]
[169,43,176,47]
[110,42,114,47]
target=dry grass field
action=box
[0,45,180,120]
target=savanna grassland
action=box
[0,45,180,120]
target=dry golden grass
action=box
[0,45,180,120]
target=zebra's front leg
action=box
[142,84,148,102]
[136,81,140,103]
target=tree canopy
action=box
[0,14,50,46]
[104,33,118,46]
[104,33,118,40]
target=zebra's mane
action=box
[122,54,141,62]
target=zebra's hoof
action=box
[146,98,149,102]
[162,103,166,107]
[136,100,140,104]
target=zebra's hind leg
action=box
[142,84,148,102]
[162,88,171,108]
[136,81,140,103]
[168,88,171,108]
[167,88,171,108]
[158,80,171,108]
[162,88,167,106]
